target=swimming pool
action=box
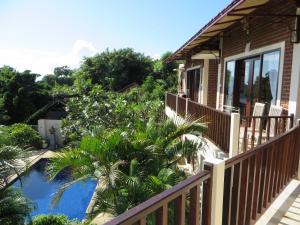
[13,159,97,220]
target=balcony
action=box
[100,93,300,225]
[165,93,231,154]
[104,124,300,225]
[165,93,295,156]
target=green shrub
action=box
[0,125,10,146]
[6,123,42,149]
[0,187,34,225]
[31,215,81,225]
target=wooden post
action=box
[229,113,240,157]
[204,159,225,225]
[174,194,186,225]
[290,113,295,129]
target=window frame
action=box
[223,46,283,108]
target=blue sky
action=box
[0,0,231,75]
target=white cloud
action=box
[0,40,97,76]
[152,53,162,60]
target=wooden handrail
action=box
[223,125,300,224]
[189,99,230,117]
[227,124,300,168]
[187,98,231,153]
[105,170,211,225]
[104,125,300,225]
[177,95,186,116]
[242,115,293,119]
[166,93,231,153]
[240,114,295,152]
[166,93,177,112]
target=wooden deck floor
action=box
[255,179,300,225]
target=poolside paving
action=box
[1,150,57,188]
[91,212,114,225]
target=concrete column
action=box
[297,119,300,180]
[229,113,240,158]
[216,35,223,110]
[185,98,189,118]
[165,92,167,110]
[216,63,222,110]
[201,59,209,105]
[175,95,178,114]
[178,64,185,94]
[289,8,300,123]
[204,158,225,225]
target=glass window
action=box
[224,61,236,106]
[261,51,280,105]
[186,68,201,101]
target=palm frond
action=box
[51,175,92,207]
[47,148,93,180]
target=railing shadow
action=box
[258,180,300,225]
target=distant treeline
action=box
[0,48,178,125]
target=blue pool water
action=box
[13,159,97,220]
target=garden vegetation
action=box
[0,49,206,224]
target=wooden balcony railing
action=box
[177,96,186,117]
[105,124,300,225]
[224,124,300,224]
[240,114,294,152]
[165,93,231,153]
[105,170,212,225]
[166,93,177,111]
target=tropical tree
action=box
[153,52,179,91]
[0,187,34,225]
[41,66,74,91]
[62,79,165,144]
[0,133,34,225]
[48,117,206,218]
[0,145,27,185]
[0,66,50,124]
[73,48,153,92]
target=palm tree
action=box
[0,145,28,186]
[48,117,207,218]
[0,141,34,225]
[0,187,34,225]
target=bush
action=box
[0,125,10,146]
[31,215,81,225]
[0,187,34,225]
[6,123,42,149]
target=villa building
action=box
[104,1,300,225]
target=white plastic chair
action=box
[251,102,265,131]
[267,105,283,137]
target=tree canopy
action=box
[0,67,50,124]
[74,48,153,91]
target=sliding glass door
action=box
[224,50,281,116]
[260,51,280,106]
[239,57,261,116]
[224,61,235,107]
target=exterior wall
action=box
[185,58,204,68]
[208,59,218,108]
[182,59,204,102]
[289,7,300,121]
[38,119,63,148]
[218,0,296,110]
[184,58,218,107]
